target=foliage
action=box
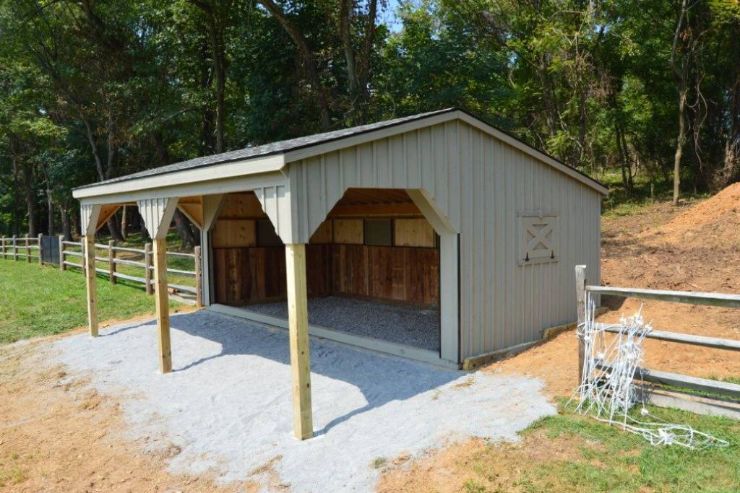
[0,0,737,237]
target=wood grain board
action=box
[213,244,439,306]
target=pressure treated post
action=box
[85,235,98,337]
[37,234,43,265]
[575,265,587,384]
[58,235,65,271]
[12,236,17,261]
[108,240,116,284]
[25,236,30,263]
[1,236,5,259]
[194,245,202,308]
[144,242,153,295]
[285,243,313,440]
[153,239,172,373]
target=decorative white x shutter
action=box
[519,212,559,265]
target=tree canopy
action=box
[1,0,737,239]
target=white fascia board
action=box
[73,154,285,202]
[456,112,609,196]
[78,171,288,206]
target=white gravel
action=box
[248,296,441,351]
[52,311,555,492]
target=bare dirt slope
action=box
[379,185,739,492]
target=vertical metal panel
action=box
[287,120,602,359]
[137,197,178,240]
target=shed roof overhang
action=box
[72,109,608,205]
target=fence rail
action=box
[576,265,740,417]
[1,234,201,300]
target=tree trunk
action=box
[61,208,72,242]
[673,89,687,205]
[21,162,37,237]
[173,209,197,249]
[121,205,128,240]
[259,0,331,129]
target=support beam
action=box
[81,203,103,337]
[153,238,172,373]
[137,198,179,375]
[285,243,313,440]
[85,234,98,337]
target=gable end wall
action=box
[287,120,601,358]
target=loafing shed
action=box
[73,108,607,439]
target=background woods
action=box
[0,0,738,241]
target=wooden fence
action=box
[1,235,201,303]
[575,265,740,417]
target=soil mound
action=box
[650,182,740,248]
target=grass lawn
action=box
[459,404,739,493]
[0,260,182,344]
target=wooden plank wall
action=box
[211,192,440,307]
[213,244,438,306]
[333,245,439,305]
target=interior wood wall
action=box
[211,192,440,307]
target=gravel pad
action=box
[247,296,440,351]
[53,311,555,492]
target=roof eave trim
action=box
[72,154,286,201]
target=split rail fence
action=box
[1,235,201,304]
[576,265,740,417]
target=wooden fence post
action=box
[58,235,65,271]
[194,246,202,308]
[1,236,5,259]
[25,236,30,263]
[144,242,153,295]
[108,240,116,284]
[38,234,43,265]
[575,265,587,385]
[12,235,17,261]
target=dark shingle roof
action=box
[75,108,456,190]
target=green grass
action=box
[0,260,180,344]
[484,404,739,492]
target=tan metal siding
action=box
[287,120,601,359]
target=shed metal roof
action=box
[73,108,607,196]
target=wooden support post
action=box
[144,242,153,295]
[25,237,30,263]
[194,245,202,308]
[38,234,43,265]
[58,235,65,271]
[153,239,172,373]
[1,236,5,259]
[108,240,116,284]
[12,236,17,261]
[575,265,587,384]
[85,235,98,337]
[285,243,313,440]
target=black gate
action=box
[41,235,60,265]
